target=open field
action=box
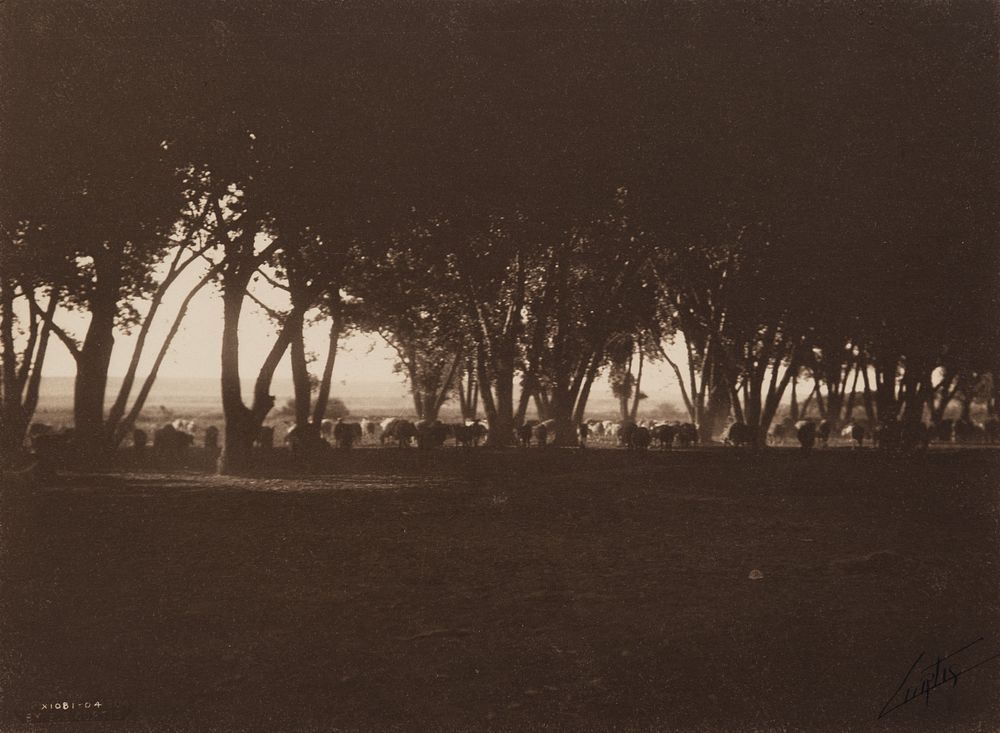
[2,449,999,732]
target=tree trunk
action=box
[73,298,117,459]
[860,356,877,425]
[572,350,602,425]
[486,348,515,447]
[702,382,731,442]
[844,364,860,423]
[0,279,26,463]
[288,309,311,428]
[548,398,577,446]
[219,286,255,474]
[312,315,342,426]
[789,373,800,422]
[874,362,899,423]
[628,346,644,422]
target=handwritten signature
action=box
[878,637,1000,719]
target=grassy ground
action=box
[2,447,999,732]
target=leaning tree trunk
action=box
[311,315,343,427]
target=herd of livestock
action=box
[24,412,1000,471]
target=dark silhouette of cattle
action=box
[726,422,754,447]
[901,421,931,452]
[132,428,148,455]
[31,428,76,477]
[797,421,817,452]
[204,425,220,451]
[517,423,533,448]
[286,423,329,453]
[675,423,698,448]
[619,421,636,448]
[627,426,651,450]
[933,419,954,443]
[454,421,487,448]
[28,422,53,442]
[816,420,832,447]
[416,420,449,449]
[954,419,983,445]
[381,418,417,448]
[154,423,194,463]
[850,423,864,448]
[771,423,788,445]
[651,423,676,449]
[256,425,275,451]
[874,419,931,453]
[985,418,1000,445]
[332,419,362,449]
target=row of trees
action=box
[2,1,997,470]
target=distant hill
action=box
[33,376,678,422]
[34,376,413,416]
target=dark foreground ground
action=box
[2,448,999,732]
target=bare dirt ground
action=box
[2,447,999,732]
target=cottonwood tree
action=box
[3,1,214,458]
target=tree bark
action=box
[73,296,117,458]
[312,314,343,426]
[288,308,311,428]
[219,285,255,474]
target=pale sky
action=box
[38,260,692,410]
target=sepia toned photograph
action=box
[1,1,998,730]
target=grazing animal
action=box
[850,423,864,448]
[32,429,76,476]
[381,418,417,448]
[28,423,54,442]
[286,423,327,452]
[132,428,148,454]
[901,421,931,452]
[416,420,449,449]
[954,419,982,445]
[772,423,788,445]
[797,421,817,452]
[985,418,1000,445]
[454,421,487,447]
[651,423,676,449]
[726,422,754,447]
[627,426,651,450]
[256,425,275,450]
[816,420,832,447]
[155,423,194,462]
[333,419,361,449]
[933,419,954,443]
[676,423,698,448]
[204,425,220,451]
